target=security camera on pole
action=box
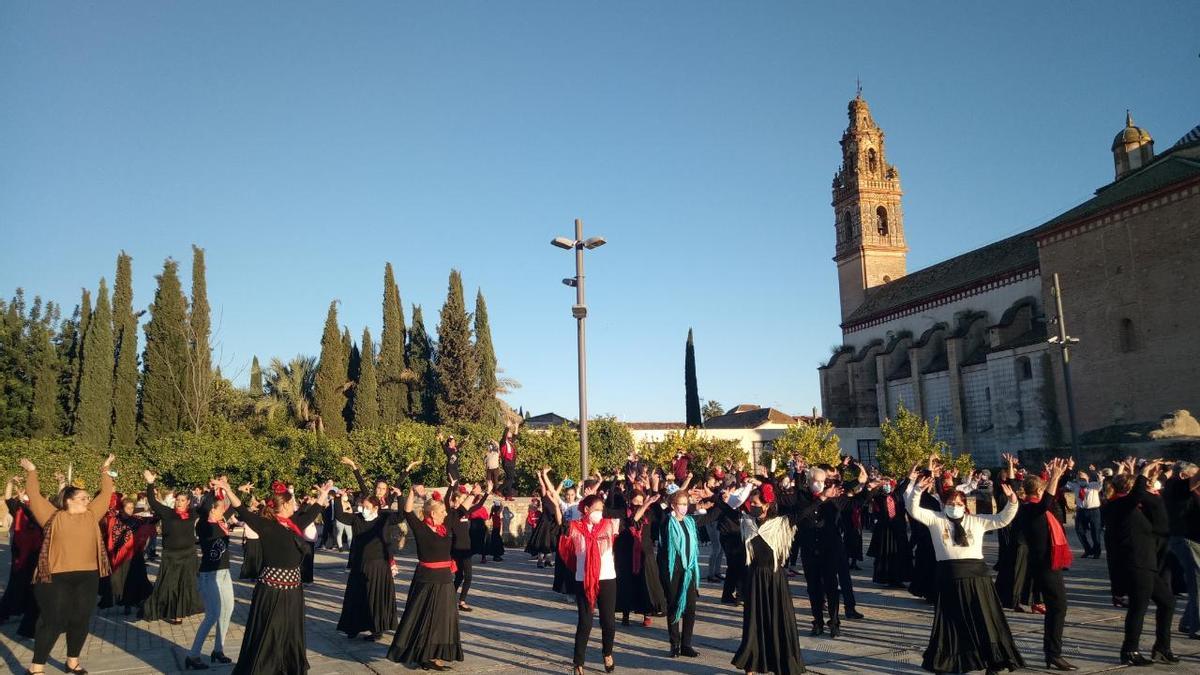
[551,219,606,477]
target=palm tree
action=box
[255,355,319,428]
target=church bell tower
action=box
[832,89,908,323]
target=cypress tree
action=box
[352,327,380,431]
[69,288,92,433]
[433,270,479,424]
[314,301,348,436]
[378,263,408,423]
[77,279,114,448]
[57,303,80,431]
[405,305,435,423]
[249,355,263,394]
[141,259,190,437]
[0,291,33,438]
[473,289,500,425]
[685,328,702,427]
[186,245,212,430]
[344,330,359,429]
[30,300,62,438]
[110,252,139,447]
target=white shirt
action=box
[726,483,754,509]
[571,518,618,581]
[560,500,581,523]
[904,483,1017,561]
[1064,480,1103,509]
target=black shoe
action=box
[1119,651,1152,667]
[65,668,90,675]
[364,633,382,641]
[679,647,699,658]
[1045,655,1078,670]
[420,663,450,672]
[458,603,472,612]
[1151,648,1180,664]
[828,622,841,639]
[210,651,232,664]
[184,657,209,670]
[810,622,824,636]
[537,561,544,568]
[603,655,615,672]
[845,609,864,620]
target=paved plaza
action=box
[0,530,1196,674]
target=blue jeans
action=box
[190,569,234,657]
[1074,507,1101,556]
[706,522,724,577]
[335,521,354,549]
[1169,537,1200,634]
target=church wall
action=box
[885,378,916,418]
[920,371,958,449]
[1037,183,1200,433]
[961,365,994,461]
[842,274,1041,350]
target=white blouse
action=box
[903,483,1016,561]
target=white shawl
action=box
[740,513,795,571]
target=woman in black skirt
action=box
[142,472,204,624]
[523,495,553,566]
[217,477,329,675]
[445,483,487,613]
[730,481,810,675]
[238,494,263,581]
[615,489,656,627]
[335,494,404,640]
[387,484,463,671]
[908,483,942,603]
[904,466,1024,674]
[486,502,506,562]
[0,478,41,623]
[99,495,156,614]
[868,480,912,587]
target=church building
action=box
[818,93,1200,466]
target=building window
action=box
[842,211,853,240]
[876,206,889,235]
[867,148,878,174]
[857,439,879,467]
[1017,356,1033,380]
[1119,318,1136,352]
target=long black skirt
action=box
[99,553,152,610]
[993,540,1028,609]
[337,559,397,636]
[909,529,937,601]
[922,560,1025,673]
[869,520,912,585]
[486,528,505,559]
[301,541,315,583]
[616,566,652,616]
[525,518,557,554]
[642,546,667,615]
[553,535,575,595]
[0,560,34,620]
[732,564,806,674]
[233,578,308,675]
[387,576,464,665]
[240,538,262,580]
[142,548,203,621]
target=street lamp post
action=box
[1048,272,1081,457]
[551,219,606,477]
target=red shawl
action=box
[564,519,603,610]
[424,517,448,537]
[627,512,645,575]
[276,515,304,537]
[525,509,541,528]
[1047,511,1073,570]
[12,503,43,572]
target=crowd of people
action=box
[0,436,1197,675]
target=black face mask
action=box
[746,505,764,519]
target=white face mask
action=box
[673,504,689,517]
[810,481,825,494]
[944,505,965,520]
[1151,481,1162,492]
[362,510,378,521]
[588,510,603,525]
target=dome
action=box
[1112,111,1152,150]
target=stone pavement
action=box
[0,531,1196,674]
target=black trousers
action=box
[574,579,615,666]
[667,583,698,650]
[836,556,857,611]
[719,532,745,601]
[452,551,473,603]
[1075,508,1101,556]
[799,547,840,626]
[1122,566,1174,653]
[33,570,100,665]
[1029,567,1067,657]
[502,461,516,498]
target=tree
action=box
[343,327,357,429]
[351,327,380,431]
[769,419,841,468]
[0,291,32,439]
[701,399,724,422]
[876,404,972,478]
[29,299,62,438]
[77,278,114,448]
[473,289,500,425]
[249,355,263,395]
[140,259,190,438]
[378,263,408,422]
[255,356,318,428]
[684,328,702,427]
[406,305,435,423]
[110,252,139,447]
[185,245,213,430]
[433,270,479,424]
[313,301,348,436]
[69,288,92,432]
[56,303,81,431]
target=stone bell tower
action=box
[832,89,909,323]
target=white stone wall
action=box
[920,371,958,449]
[885,379,916,418]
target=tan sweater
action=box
[26,470,113,575]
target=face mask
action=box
[631,502,644,510]
[362,510,378,521]
[1151,481,1162,492]
[747,505,763,519]
[944,505,965,520]
[881,484,893,494]
[810,481,825,494]
[672,504,688,517]
[588,510,603,525]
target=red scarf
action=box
[1046,511,1073,570]
[627,513,645,575]
[566,519,603,610]
[850,504,862,531]
[210,515,231,537]
[424,517,447,537]
[526,509,541,528]
[885,494,896,519]
[275,515,303,537]
[12,504,43,572]
[175,506,191,521]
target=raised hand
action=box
[339,456,358,470]
[908,463,921,482]
[19,458,36,472]
[916,475,934,493]
[143,469,157,484]
[102,454,116,469]
[237,482,254,494]
[1000,482,1015,499]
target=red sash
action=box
[420,559,458,573]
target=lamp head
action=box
[583,236,607,250]
[551,237,576,250]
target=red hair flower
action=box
[271,480,288,495]
[431,491,442,501]
[761,484,776,504]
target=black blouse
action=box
[195,517,231,573]
[336,510,403,569]
[404,510,454,583]
[147,485,198,552]
[234,503,321,570]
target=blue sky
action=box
[2,2,1197,422]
